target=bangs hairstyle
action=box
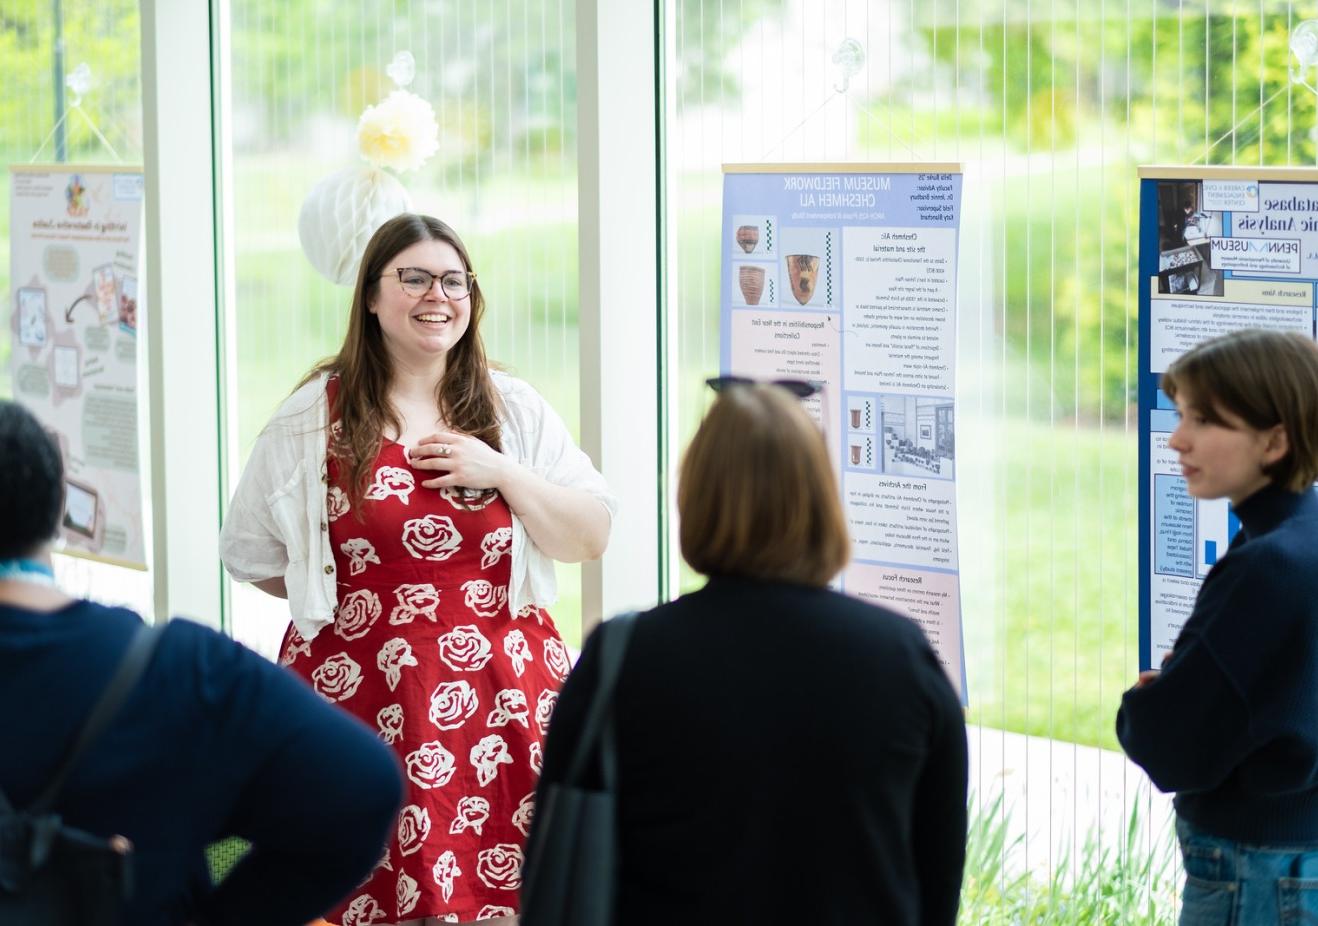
[1161,328,1318,492]
[303,213,501,510]
[678,384,850,586]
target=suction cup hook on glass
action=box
[386,50,417,90]
[832,38,865,93]
[66,62,92,108]
[1291,20,1318,96]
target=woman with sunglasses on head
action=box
[1118,329,1318,925]
[527,380,968,926]
[221,213,615,926]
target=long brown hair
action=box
[304,213,502,506]
[678,384,851,585]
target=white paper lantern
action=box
[298,166,413,286]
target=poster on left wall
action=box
[8,164,147,568]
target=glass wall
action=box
[223,0,584,654]
[664,0,1313,920]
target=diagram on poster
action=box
[720,164,966,699]
[8,165,146,568]
[1139,166,1318,666]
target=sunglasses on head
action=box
[705,375,822,399]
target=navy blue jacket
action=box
[1118,485,1318,842]
[0,601,403,925]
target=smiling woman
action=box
[219,214,617,924]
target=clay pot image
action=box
[736,224,760,253]
[738,266,766,305]
[785,254,820,305]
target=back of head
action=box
[678,384,850,585]
[0,400,64,560]
[1161,329,1318,492]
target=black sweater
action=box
[1118,484,1318,842]
[534,576,968,925]
[0,601,403,925]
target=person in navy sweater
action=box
[1117,329,1318,924]
[0,399,404,925]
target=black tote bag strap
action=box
[563,611,638,787]
[20,623,165,813]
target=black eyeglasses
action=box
[705,375,822,399]
[384,267,477,299]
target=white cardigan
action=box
[219,371,617,641]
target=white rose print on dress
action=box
[397,804,431,856]
[470,733,514,787]
[374,847,393,872]
[543,636,572,682]
[311,653,364,703]
[401,514,463,561]
[431,849,462,902]
[341,894,387,926]
[529,741,543,775]
[376,703,404,744]
[511,792,535,837]
[365,465,415,505]
[477,906,516,920]
[441,485,499,511]
[534,689,558,735]
[327,485,351,521]
[513,603,544,623]
[486,688,529,728]
[405,740,457,790]
[461,579,507,618]
[377,637,418,692]
[340,537,381,576]
[396,871,421,917]
[503,629,533,677]
[333,589,382,641]
[475,843,524,891]
[280,630,311,666]
[428,680,479,731]
[449,795,491,835]
[389,583,440,624]
[479,527,512,570]
[437,624,494,672]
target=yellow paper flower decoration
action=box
[357,89,439,172]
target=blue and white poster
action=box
[719,163,967,699]
[1138,166,1318,669]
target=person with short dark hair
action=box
[529,381,968,926]
[1118,329,1318,922]
[0,399,404,925]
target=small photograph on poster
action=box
[92,264,118,323]
[52,345,80,389]
[1156,180,1224,296]
[17,287,48,347]
[731,261,777,307]
[846,395,876,433]
[845,433,878,471]
[880,392,955,479]
[62,478,99,540]
[731,214,775,257]
[778,227,838,308]
[118,274,138,333]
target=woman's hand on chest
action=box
[410,429,513,490]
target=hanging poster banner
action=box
[719,163,967,699]
[1138,165,1318,669]
[8,164,147,568]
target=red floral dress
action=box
[278,387,569,924]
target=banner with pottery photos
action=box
[8,164,146,568]
[719,163,966,700]
[1137,165,1318,671]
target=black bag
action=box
[0,623,163,925]
[521,611,638,926]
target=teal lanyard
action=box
[0,559,57,587]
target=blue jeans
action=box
[1178,816,1318,925]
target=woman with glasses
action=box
[529,381,968,926]
[221,213,615,926]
